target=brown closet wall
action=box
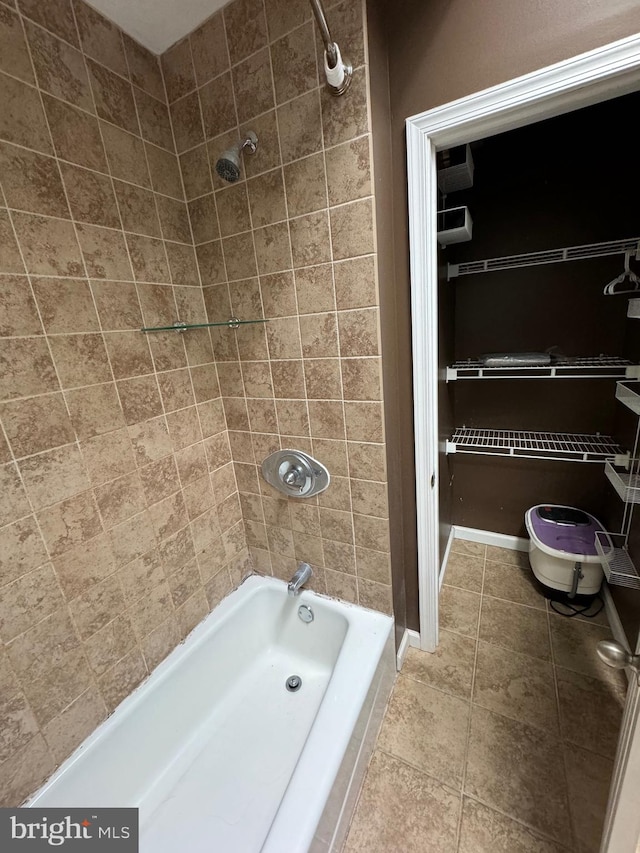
[372,0,640,631]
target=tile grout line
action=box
[38,4,156,684]
[162,9,260,593]
[65,0,169,606]
[452,548,484,850]
[0,25,371,166]
[547,596,579,851]
[74,37,165,471]
[200,2,254,557]
[0,160,110,769]
[142,27,216,539]
[221,0,269,516]
[2,13,109,630]
[461,792,576,852]
[265,0,331,592]
[23,0,211,696]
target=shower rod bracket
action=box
[323,43,352,96]
[309,0,352,96]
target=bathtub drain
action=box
[286,675,302,692]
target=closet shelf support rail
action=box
[446,357,640,381]
[447,237,640,279]
[446,428,629,465]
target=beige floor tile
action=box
[479,596,551,660]
[440,585,481,638]
[549,616,619,684]
[443,551,484,592]
[473,641,559,733]
[556,666,625,758]
[465,706,570,842]
[377,674,470,789]
[485,545,529,568]
[402,631,476,700]
[483,561,546,610]
[343,750,460,853]
[451,539,486,559]
[564,744,614,853]
[458,797,571,853]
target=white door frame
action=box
[407,33,640,653]
[406,32,640,851]
[603,672,640,852]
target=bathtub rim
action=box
[27,575,394,853]
[261,586,393,852]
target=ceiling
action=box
[85,0,228,55]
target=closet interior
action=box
[437,89,640,643]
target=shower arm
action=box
[309,0,352,96]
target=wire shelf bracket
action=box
[446,428,629,465]
[616,380,640,415]
[605,461,640,503]
[447,237,640,279]
[595,531,640,590]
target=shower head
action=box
[215,131,258,183]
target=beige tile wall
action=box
[0,0,393,808]
[0,0,250,805]
[169,0,393,610]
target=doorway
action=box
[406,33,640,853]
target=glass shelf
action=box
[140,318,268,333]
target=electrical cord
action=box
[549,592,604,618]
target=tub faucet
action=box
[288,562,313,596]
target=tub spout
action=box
[288,562,313,596]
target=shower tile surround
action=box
[162,0,392,609]
[0,0,390,806]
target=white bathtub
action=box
[28,575,395,853]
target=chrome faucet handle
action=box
[283,465,305,488]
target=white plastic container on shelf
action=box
[436,144,474,193]
[437,206,473,246]
[627,298,640,318]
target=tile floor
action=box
[342,541,628,853]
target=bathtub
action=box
[28,575,395,853]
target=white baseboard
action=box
[396,629,421,670]
[602,583,630,651]
[453,525,529,552]
[439,527,456,589]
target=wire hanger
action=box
[603,250,640,295]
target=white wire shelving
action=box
[605,462,640,503]
[616,380,640,415]
[447,356,640,382]
[446,428,629,465]
[447,236,640,279]
[595,531,640,590]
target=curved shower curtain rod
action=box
[309,0,352,96]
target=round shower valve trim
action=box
[261,449,330,498]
